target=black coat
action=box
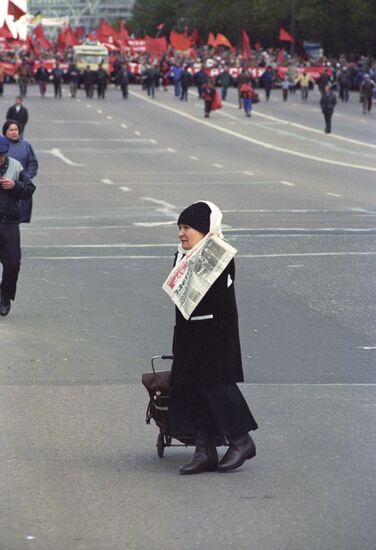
[171,258,244,386]
[6,105,28,131]
[320,91,337,113]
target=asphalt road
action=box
[0,82,375,550]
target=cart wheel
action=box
[157,433,165,457]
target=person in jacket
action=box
[0,63,6,98]
[359,75,375,114]
[237,69,250,109]
[34,62,50,97]
[83,66,95,98]
[218,67,231,101]
[320,84,337,133]
[0,136,35,316]
[67,63,80,98]
[168,201,258,474]
[118,64,129,99]
[6,96,28,134]
[337,67,352,102]
[260,66,274,101]
[180,66,192,101]
[51,62,64,98]
[3,120,38,223]
[194,64,209,99]
[15,59,32,98]
[240,81,255,117]
[96,63,109,99]
[294,71,315,101]
[202,78,216,118]
[169,63,184,97]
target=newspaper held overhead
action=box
[163,235,237,320]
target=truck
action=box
[72,43,109,73]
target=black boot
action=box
[180,431,218,475]
[0,293,11,317]
[218,433,256,473]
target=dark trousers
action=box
[54,81,62,98]
[0,224,21,300]
[323,111,333,133]
[121,83,128,99]
[168,383,258,438]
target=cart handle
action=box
[151,355,173,395]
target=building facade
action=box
[27,0,135,29]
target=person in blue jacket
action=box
[3,119,38,223]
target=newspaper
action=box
[163,235,237,320]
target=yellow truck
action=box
[72,43,109,72]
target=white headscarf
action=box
[176,200,224,260]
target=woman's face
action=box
[6,124,20,141]
[178,224,205,250]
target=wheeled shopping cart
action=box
[142,355,226,457]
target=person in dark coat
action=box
[0,136,35,316]
[34,62,50,97]
[118,64,129,99]
[51,63,64,98]
[6,97,28,134]
[180,66,192,101]
[96,64,109,99]
[201,78,216,118]
[320,84,337,133]
[83,66,95,98]
[3,120,38,223]
[168,201,258,475]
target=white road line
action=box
[129,90,376,172]
[150,139,157,144]
[227,102,376,150]
[134,130,141,136]
[97,109,102,114]
[27,251,376,260]
[121,123,128,128]
[43,148,84,166]
[140,197,176,209]
[281,180,296,187]
[107,115,113,119]
[25,243,176,248]
[167,147,176,152]
[189,155,198,160]
[134,221,176,227]
[213,163,223,168]
[33,138,149,143]
[244,171,254,176]
[101,178,113,185]
[86,104,92,108]
[119,186,130,192]
[326,192,342,197]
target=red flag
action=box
[33,24,53,49]
[277,49,284,65]
[145,35,167,56]
[207,32,216,47]
[97,19,119,42]
[57,26,79,50]
[189,28,199,46]
[170,30,191,50]
[117,19,129,49]
[74,26,85,39]
[279,27,295,43]
[0,21,14,39]
[241,30,251,59]
[8,0,26,20]
[215,33,232,49]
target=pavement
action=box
[0,82,375,550]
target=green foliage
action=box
[130,0,376,56]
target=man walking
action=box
[0,136,35,316]
[6,96,29,133]
[320,85,337,133]
[360,75,375,114]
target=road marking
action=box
[76,98,81,103]
[167,147,176,152]
[134,221,176,227]
[129,90,376,172]
[281,180,295,186]
[121,123,128,128]
[27,251,376,260]
[33,138,149,143]
[189,155,198,160]
[107,115,113,120]
[44,148,83,166]
[134,130,141,136]
[244,171,254,176]
[150,139,157,144]
[326,192,342,197]
[97,109,102,114]
[86,104,92,108]
[226,102,376,150]
[119,186,130,192]
[140,197,176,209]
[213,163,223,168]
[101,178,113,185]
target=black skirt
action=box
[168,383,258,438]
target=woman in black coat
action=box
[168,201,258,475]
